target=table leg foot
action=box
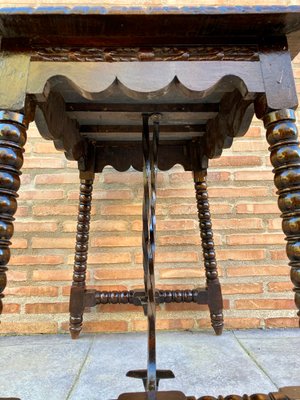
[211,314,223,335]
[70,325,81,340]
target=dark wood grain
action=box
[69,177,94,339]
[0,111,27,319]
[259,42,298,112]
[35,91,85,161]
[205,89,254,159]
[193,170,223,335]
[1,7,300,58]
[262,109,300,327]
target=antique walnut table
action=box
[0,6,300,400]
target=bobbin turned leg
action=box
[0,111,27,318]
[194,170,223,335]
[262,109,300,325]
[69,175,94,339]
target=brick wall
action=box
[1,0,300,335]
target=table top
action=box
[1,6,300,58]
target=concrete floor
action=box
[0,329,299,400]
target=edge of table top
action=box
[1,6,300,59]
[0,5,299,15]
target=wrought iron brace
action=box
[126,114,175,396]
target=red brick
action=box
[156,284,194,291]
[198,317,261,330]
[158,235,201,246]
[104,171,166,185]
[6,271,27,281]
[131,319,195,331]
[165,299,229,312]
[18,190,64,200]
[227,233,284,246]
[222,283,263,295]
[196,319,211,329]
[15,206,29,217]
[227,265,289,277]
[131,219,197,232]
[2,303,20,313]
[268,218,282,230]
[244,126,262,138]
[11,238,28,249]
[25,302,69,314]
[218,249,265,261]
[63,219,128,232]
[10,255,64,266]
[97,303,144,313]
[169,203,232,215]
[268,281,293,292]
[210,156,262,167]
[81,320,128,333]
[23,157,64,169]
[20,174,31,185]
[32,270,76,281]
[14,222,57,232]
[270,250,288,261]
[293,68,300,79]
[87,252,132,265]
[169,171,230,184]
[68,189,133,200]
[90,220,128,232]
[208,187,269,198]
[160,268,204,279]
[135,251,198,264]
[5,286,59,297]
[33,142,60,154]
[62,284,127,296]
[231,140,268,152]
[265,318,299,328]
[235,299,295,310]
[66,160,77,169]
[35,173,79,184]
[233,171,273,181]
[213,218,263,230]
[236,203,278,214]
[101,204,142,216]
[28,123,43,138]
[33,205,88,216]
[94,269,144,281]
[221,318,261,329]
[32,237,75,249]
[157,188,194,198]
[91,236,140,247]
[0,322,58,334]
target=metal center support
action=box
[142,113,160,393]
[125,114,175,398]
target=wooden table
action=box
[0,6,300,400]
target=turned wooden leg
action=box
[194,170,223,335]
[69,177,94,339]
[0,111,27,317]
[263,109,300,325]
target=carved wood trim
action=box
[205,89,254,158]
[31,46,259,62]
[94,141,201,172]
[34,91,86,161]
